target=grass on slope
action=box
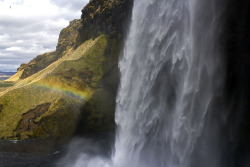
[0,82,15,88]
[0,82,15,93]
[0,35,108,139]
[0,84,83,139]
[40,34,108,99]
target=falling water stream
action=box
[60,0,228,166]
[113,0,225,167]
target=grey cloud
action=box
[51,0,88,11]
[0,0,87,72]
[0,64,19,72]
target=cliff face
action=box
[79,0,133,44]
[77,0,134,133]
[0,0,133,140]
[16,0,133,81]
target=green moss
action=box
[53,35,108,89]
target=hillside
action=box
[0,0,133,140]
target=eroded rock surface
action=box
[15,103,51,134]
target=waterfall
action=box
[113,0,226,167]
[58,0,229,167]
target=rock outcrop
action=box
[78,0,133,44]
[0,0,133,140]
[18,19,81,79]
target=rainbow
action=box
[31,82,91,101]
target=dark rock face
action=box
[56,20,81,54]
[15,103,51,136]
[78,0,133,44]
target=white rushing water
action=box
[59,0,226,166]
[113,0,225,167]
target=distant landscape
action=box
[0,71,15,80]
[0,72,15,92]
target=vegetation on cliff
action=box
[0,0,133,140]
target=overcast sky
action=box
[0,0,89,72]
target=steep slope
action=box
[15,19,81,80]
[0,0,133,140]
[0,36,104,139]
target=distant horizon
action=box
[0,71,16,73]
[0,70,16,73]
[0,0,88,72]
